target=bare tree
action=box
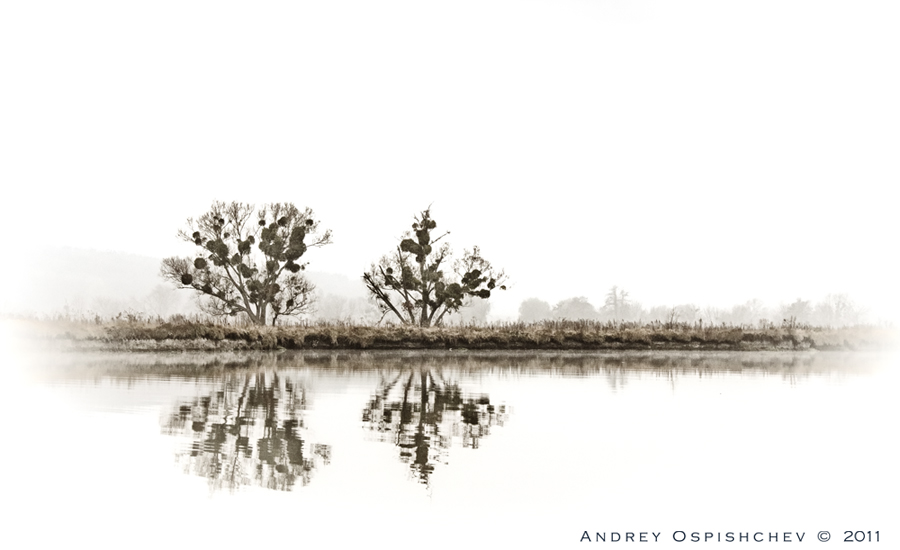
[603,285,629,319]
[161,201,331,325]
[363,208,506,327]
[813,293,862,327]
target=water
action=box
[2,346,897,548]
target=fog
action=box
[0,246,885,327]
[2,1,898,324]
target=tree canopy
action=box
[518,298,552,323]
[552,296,599,321]
[161,201,331,325]
[363,208,506,327]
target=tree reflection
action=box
[162,372,330,492]
[361,370,508,485]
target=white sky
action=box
[2,0,898,321]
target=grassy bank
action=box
[6,316,897,352]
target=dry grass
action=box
[5,315,897,352]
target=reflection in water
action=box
[362,370,508,485]
[36,350,887,495]
[28,349,877,386]
[162,372,330,492]
[7,343,898,550]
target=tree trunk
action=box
[257,303,267,326]
[418,258,430,327]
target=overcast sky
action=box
[2,0,898,322]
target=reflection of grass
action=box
[8,316,897,351]
[14,349,891,383]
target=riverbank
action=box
[4,317,897,352]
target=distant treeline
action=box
[305,290,872,328]
[520,287,868,329]
[16,285,870,329]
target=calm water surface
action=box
[3,345,897,548]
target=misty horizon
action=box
[1,244,883,327]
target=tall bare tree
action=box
[363,208,506,327]
[603,285,629,319]
[161,201,331,325]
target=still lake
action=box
[3,345,897,548]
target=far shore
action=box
[4,317,897,353]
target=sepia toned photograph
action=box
[1,1,897,547]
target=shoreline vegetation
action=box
[5,315,897,352]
